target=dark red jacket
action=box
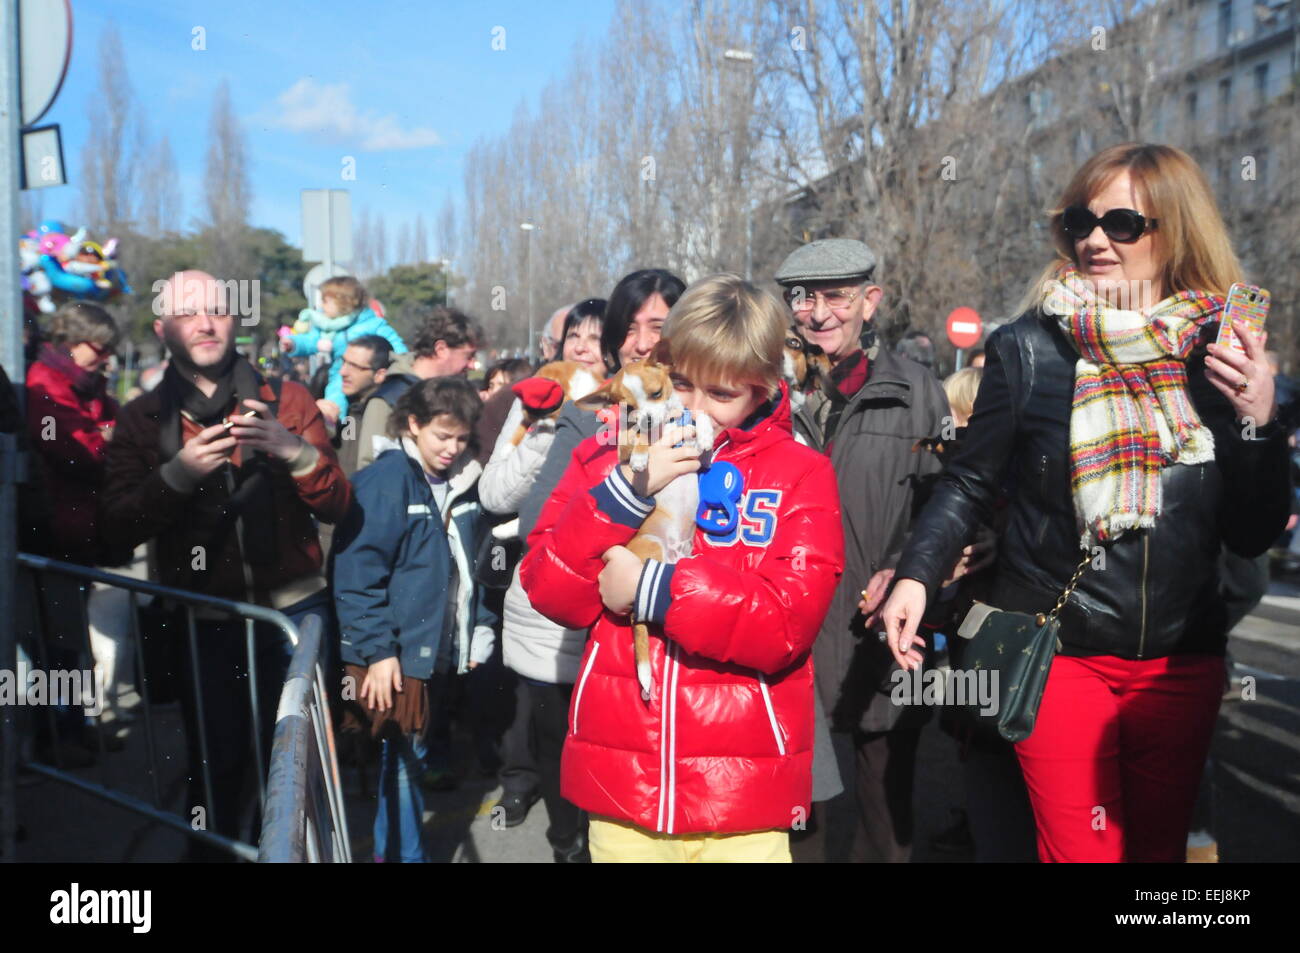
[26,357,118,565]
[102,368,351,602]
[521,385,844,834]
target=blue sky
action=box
[35,0,618,249]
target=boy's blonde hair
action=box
[320,275,367,313]
[943,366,982,421]
[661,273,785,395]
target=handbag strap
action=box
[1041,549,1093,624]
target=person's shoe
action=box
[498,790,540,827]
[417,767,459,792]
[552,831,591,863]
[929,808,974,855]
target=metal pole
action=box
[525,231,534,365]
[0,0,25,862]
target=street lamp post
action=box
[520,222,538,362]
[439,257,453,307]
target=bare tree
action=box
[412,213,429,263]
[373,214,389,277]
[136,133,183,236]
[201,81,253,278]
[437,195,457,261]
[78,25,139,234]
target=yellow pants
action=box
[589,816,791,863]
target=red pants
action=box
[1014,653,1224,863]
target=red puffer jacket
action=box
[521,385,844,835]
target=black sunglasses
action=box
[1061,206,1158,244]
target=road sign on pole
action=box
[19,0,73,127]
[301,189,352,268]
[946,307,983,350]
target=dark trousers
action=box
[849,705,928,863]
[962,738,1038,863]
[524,679,584,850]
[498,677,539,796]
[792,708,926,864]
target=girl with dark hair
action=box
[333,376,497,862]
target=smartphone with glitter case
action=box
[1215,283,1270,354]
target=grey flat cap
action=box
[773,238,877,286]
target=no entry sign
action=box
[946,307,983,349]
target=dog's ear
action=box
[649,339,673,367]
[574,375,619,411]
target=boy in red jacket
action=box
[520,273,844,862]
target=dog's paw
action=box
[630,451,649,473]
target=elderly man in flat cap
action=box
[775,239,951,863]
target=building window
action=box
[1254,62,1269,108]
[1218,77,1232,128]
[1187,89,1199,129]
[1219,0,1232,48]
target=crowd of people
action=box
[9,142,1297,864]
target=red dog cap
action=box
[512,377,566,417]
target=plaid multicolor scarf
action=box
[1043,264,1225,547]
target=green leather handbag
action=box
[956,551,1091,743]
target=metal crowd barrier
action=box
[12,553,349,863]
[258,614,351,862]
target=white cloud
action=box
[266,78,441,151]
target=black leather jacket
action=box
[895,310,1291,660]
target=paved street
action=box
[13,577,1300,863]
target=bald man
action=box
[103,270,351,859]
[538,304,572,362]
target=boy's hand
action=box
[620,422,701,497]
[599,545,643,616]
[359,657,402,711]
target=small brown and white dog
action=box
[508,360,604,446]
[782,328,832,408]
[576,360,714,700]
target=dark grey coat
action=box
[792,344,951,734]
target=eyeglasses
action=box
[1061,206,1158,244]
[84,341,114,359]
[784,286,866,315]
[340,356,379,374]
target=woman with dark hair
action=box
[881,143,1291,863]
[519,269,685,538]
[479,297,609,860]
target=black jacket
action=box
[895,310,1292,660]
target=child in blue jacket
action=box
[280,275,407,425]
[333,376,496,862]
